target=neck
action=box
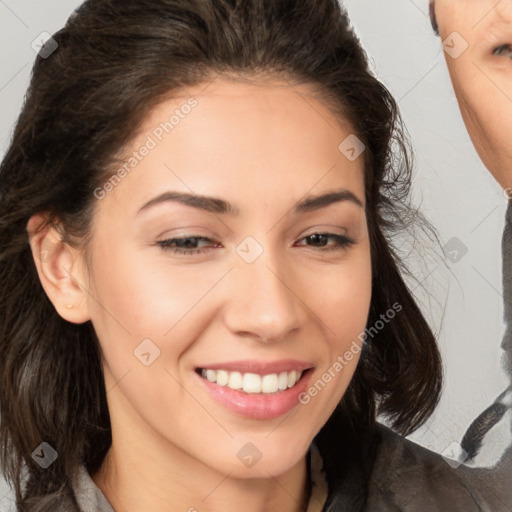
[93,446,310,512]
[91,388,310,512]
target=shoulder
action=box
[315,413,487,512]
[365,423,484,511]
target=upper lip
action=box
[196,359,314,375]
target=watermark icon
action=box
[443,236,468,264]
[298,338,362,405]
[338,134,365,161]
[442,32,469,59]
[237,442,262,468]
[94,97,198,200]
[441,441,468,468]
[31,32,58,59]
[235,236,264,264]
[31,442,58,469]
[134,338,161,366]
[298,302,402,405]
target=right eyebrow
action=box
[137,191,240,216]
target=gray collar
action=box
[72,443,328,512]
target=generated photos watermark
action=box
[298,302,403,405]
[94,97,198,200]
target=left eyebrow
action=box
[294,189,364,214]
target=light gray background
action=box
[0,0,509,508]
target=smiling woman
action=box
[0,0,496,511]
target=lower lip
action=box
[196,370,313,420]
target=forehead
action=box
[433,0,512,22]
[99,77,366,216]
[135,77,358,167]
[433,0,512,48]
[147,76,351,131]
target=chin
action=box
[216,436,310,479]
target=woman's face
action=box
[82,77,372,478]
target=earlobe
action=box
[26,213,91,324]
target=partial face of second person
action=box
[434,0,512,189]
[69,77,372,487]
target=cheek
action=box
[296,267,370,416]
[309,251,372,352]
[456,78,512,167]
[86,238,230,368]
[448,49,512,156]
[92,237,206,318]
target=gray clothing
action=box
[71,466,114,512]
[69,442,329,512]
[502,200,512,375]
[67,420,503,512]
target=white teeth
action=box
[199,368,304,394]
[216,370,229,386]
[287,370,297,388]
[228,371,243,389]
[278,371,289,390]
[243,373,261,393]
[261,374,278,394]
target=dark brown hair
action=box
[0,0,442,509]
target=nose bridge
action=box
[224,244,304,342]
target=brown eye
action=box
[295,233,355,251]
[156,236,220,255]
[493,43,512,58]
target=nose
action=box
[222,252,307,344]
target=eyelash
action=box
[156,233,355,256]
[493,44,512,58]
[156,236,220,255]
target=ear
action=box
[27,213,91,324]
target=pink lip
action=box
[194,365,314,420]
[196,359,313,375]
